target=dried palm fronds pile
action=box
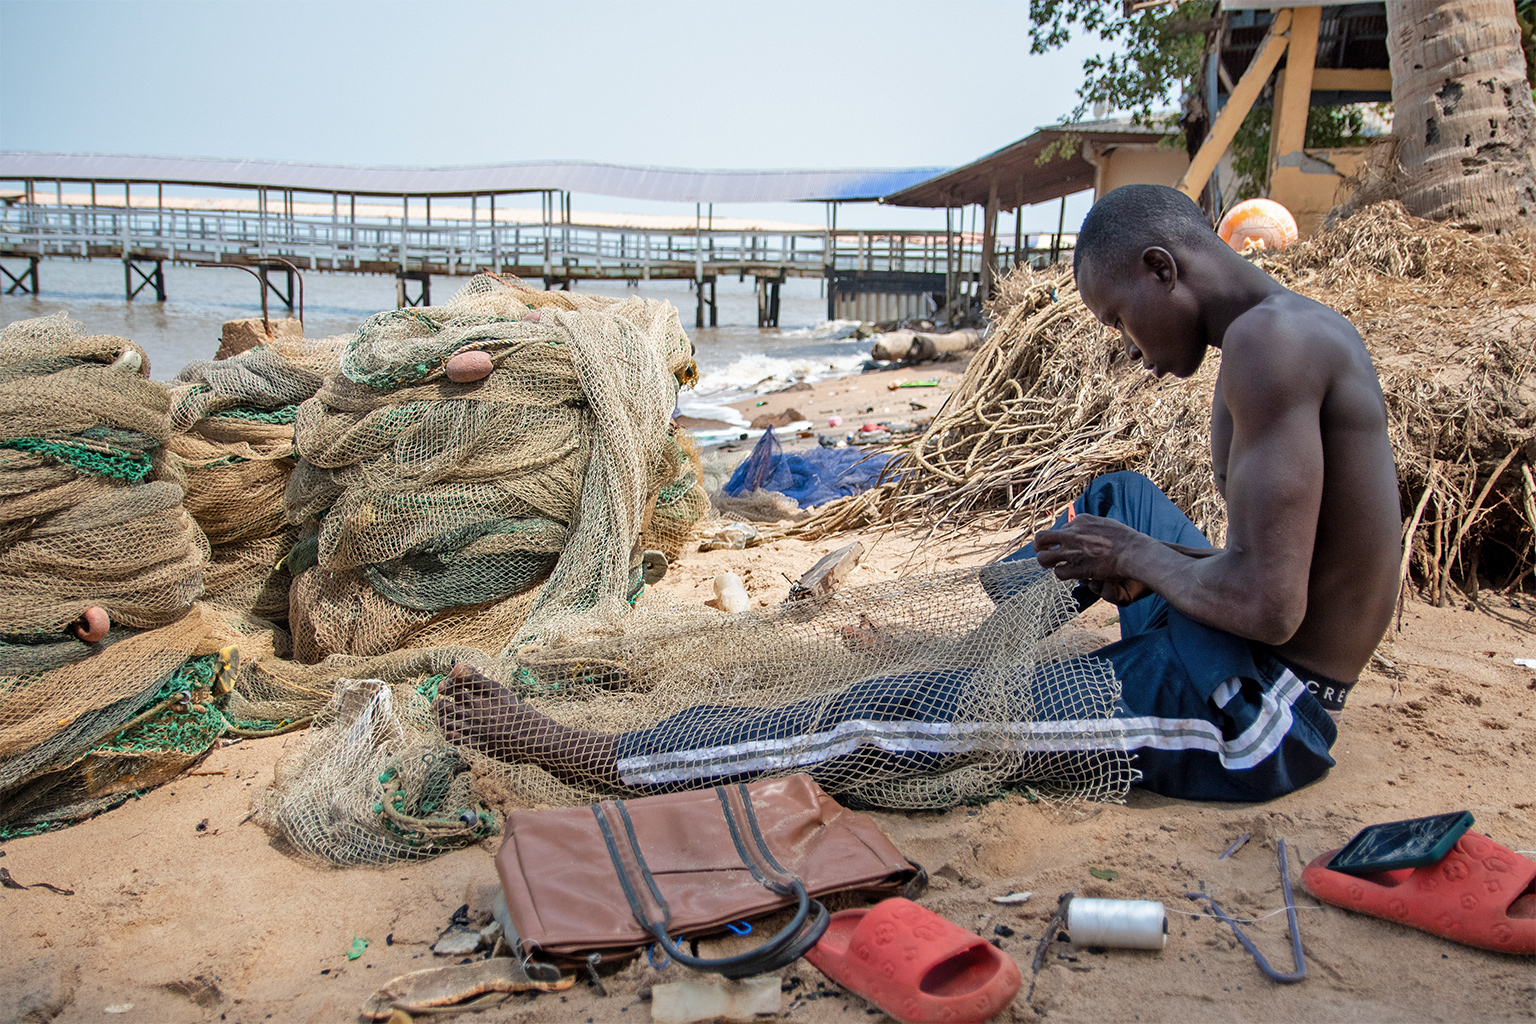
[788,272,1227,545]
[1259,203,1535,600]
[793,202,1536,599]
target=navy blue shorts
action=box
[616,472,1340,802]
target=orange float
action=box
[72,605,110,643]
[1217,198,1298,253]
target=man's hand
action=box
[1034,514,1152,603]
[1087,577,1152,606]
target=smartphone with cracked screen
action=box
[1326,811,1475,875]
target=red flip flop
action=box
[1302,833,1536,954]
[804,897,1021,1024]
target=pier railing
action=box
[0,200,1060,281]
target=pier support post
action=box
[695,275,717,329]
[756,272,784,328]
[1,257,40,296]
[396,270,431,308]
[124,258,165,302]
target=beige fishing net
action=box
[257,560,1133,864]
[0,314,231,835]
[166,337,345,623]
[2,292,1131,865]
[284,273,707,662]
[0,314,209,634]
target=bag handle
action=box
[591,788,830,978]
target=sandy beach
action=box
[1,360,1532,1024]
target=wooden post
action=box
[1013,203,1022,267]
[1177,9,1293,199]
[694,202,704,293]
[1269,5,1320,178]
[542,192,552,280]
[1050,194,1066,265]
[944,205,955,307]
[979,178,999,302]
[1266,5,1323,230]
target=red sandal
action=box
[804,898,1021,1024]
[1302,833,1536,954]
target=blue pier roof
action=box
[0,153,949,204]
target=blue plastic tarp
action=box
[722,427,894,509]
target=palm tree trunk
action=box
[1386,0,1536,236]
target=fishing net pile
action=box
[166,337,345,625]
[791,202,1536,599]
[259,559,1133,864]
[0,313,224,835]
[283,273,707,663]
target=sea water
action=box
[0,259,875,427]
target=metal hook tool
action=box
[1185,837,1306,984]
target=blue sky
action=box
[0,1,1108,230]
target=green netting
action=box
[98,654,221,756]
[209,405,299,424]
[414,673,447,702]
[0,790,142,840]
[360,518,568,612]
[0,433,156,482]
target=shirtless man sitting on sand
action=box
[435,184,1402,802]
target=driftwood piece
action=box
[361,957,573,1020]
[787,541,864,601]
[871,328,981,362]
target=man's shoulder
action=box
[1214,293,1357,417]
[1224,289,1359,356]
[1221,292,1360,393]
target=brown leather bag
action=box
[494,775,924,976]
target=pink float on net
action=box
[445,350,495,383]
[72,605,110,643]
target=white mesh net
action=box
[259,560,1134,864]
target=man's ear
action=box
[1141,246,1178,288]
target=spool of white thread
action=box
[1066,897,1168,950]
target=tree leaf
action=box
[1088,867,1119,881]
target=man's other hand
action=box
[1087,578,1151,606]
[1035,514,1149,594]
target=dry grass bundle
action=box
[789,271,1226,546]
[792,202,1536,601]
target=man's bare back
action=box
[1212,292,1401,680]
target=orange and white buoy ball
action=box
[1217,198,1298,254]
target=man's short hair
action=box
[1073,184,1219,276]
